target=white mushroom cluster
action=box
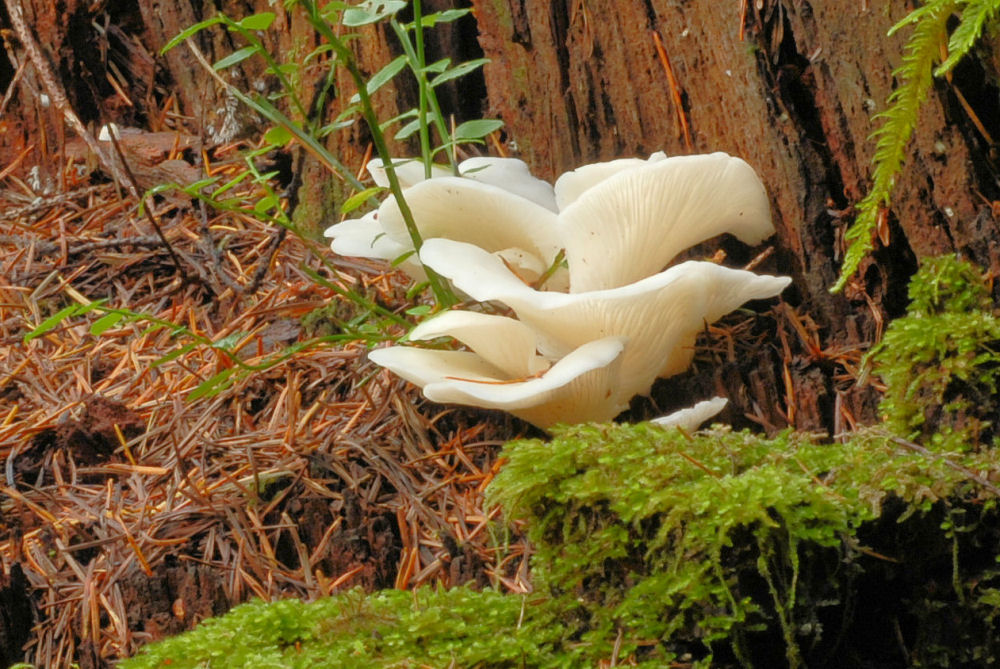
[325,153,791,430]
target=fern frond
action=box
[832,1,959,293]
[937,0,1000,75]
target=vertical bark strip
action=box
[471,0,1000,429]
[1,0,998,426]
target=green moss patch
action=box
[123,256,1000,668]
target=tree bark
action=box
[471,0,1000,430]
[2,0,998,429]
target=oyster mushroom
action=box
[553,151,667,209]
[333,151,790,429]
[323,210,426,280]
[361,152,773,293]
[375,177,562,270]
[558,152,775,292]
[369,314,628,428]
[366,156,557,211]
[419,238,791,406]
[327,157,562,285]
[651,397,729,431]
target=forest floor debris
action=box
[0,148,530,667]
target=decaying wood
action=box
[2,1,1000,663]
[3,0,135,195]
[0,168,525,665]
[471,0,999,429]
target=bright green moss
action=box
[125,424,1000,668]
[124,257,1000,668]
[121,587,572,669]
[869,255,1000,451]
[489,423,1000,666]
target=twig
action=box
[2,0,135,195]
[0,185,108,222]
[196,200,245,295]
[651,30,694,152]
[884,432,1000,497]
[105,131,186,276]
[0,233,162,255]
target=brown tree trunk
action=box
[3,2,1000,666]
[2,1,998,426]
[471,0,1000,431]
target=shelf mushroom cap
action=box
[369,336,628,429]
[376,176,563,269]
[553,151,667,209]
[408,311,550,379]
[458,157,558,211]
[558,152,775,292]
[368,156,558,211]
[366,157,450,189]
[651,397,729,431]
[323,211,426,280]
[377,152,776,293]
[420,238,791,405]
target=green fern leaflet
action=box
[832,0,1000,293]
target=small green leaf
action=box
[183,177,221,195]
[237,12,275,31]
[318,118,356,137]
[405,305,432,317]
[350,55,408,104]
[342,1,406,26]
[264,125,293,147]
[405,281,430,300]
[139,184,182,215]
[24,305,83,343]
[161,15,224,54]
[212,332,246,350]
[24,300,105,343]
[392,250,417,267]
[187,368,238,401]
[342,186,385,214]
[452,119,504,141]
[90,312,126,336]
[408,8,471,28]
[304,43,336,65]
[431,58,489,87]
[395,112,439,140]
[254,195,279,214]
[152,343,198,369]
[379,108,418,133]
[214,45,259,71]
[139,323,169,337]
[422,58,451,75]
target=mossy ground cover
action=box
[121,257,1000,668]
[123,426,1000,668]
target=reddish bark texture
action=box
[3,1,1000,663]
[471,0,999,429]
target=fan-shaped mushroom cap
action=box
[420,238,791,403]
[559,152,775,292]
[376,177,562,266]
[408,311,550,378]
[367,156,558,212]
[459,157,558,211]
[553,151,666,210]
[323,211,426,280]
[651,397,729,431]
[366,158,449,188]
[369,336,628,429]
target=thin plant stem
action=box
[389,17,457,174]
[183,39,365,193]
[412,0,432,178]
[225,20,309,122]
[303,1,457,307]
